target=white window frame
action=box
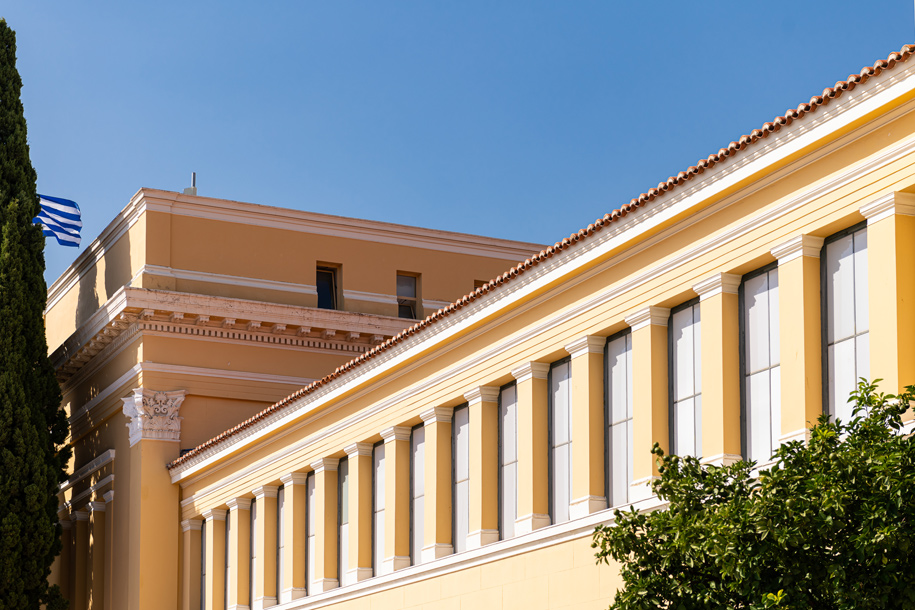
[498,382,518,540]
[372,441,385,575]
[410,424,425,565]
[822,223,869,423]
[669,300,702,458]
[249,499,256,608]
[338,457,350,586]
[605,329,633,508]
[548,358,573,525]
[225,514,231,610]
[452,404,470,553]
[740,264,781,463]
[306,472,315,595]
[200,520,207,610]
[276,486,284,600]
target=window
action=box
[276,486,284,599]
[741,265,781,463]
[499,383,518,540]
[338,458,350,586]
[249,500,255,609]
[606,330,633,507]
[549,359,572,525]
[306,473,315,594]
[453,405,470,553]
[410,424,425,565]
[201,521,207,610]
[397,274,420,319]
[823,224,869,422]
[316,266,339,310]
[372,442,385,574]
[225,516,230,610]
[670,301,702,458]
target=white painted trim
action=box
[343,442,373,457]
[309,579,339,594]
[252,485,278,500]
[380,426,411,443]
[182,519,203,532]
[226,498,252,511]
[465,529,499,550]
[342,289,398,306]
[421,543,454,562]
[569,495,608,519]
[628,476,658,502]
[252,596,278,610]
[510,362,549,384]
[692,273,741,300]
[859,191,915,223]
[463,386,500,405]
[770,234,825,263]
[779,428,811,445]
[381,556,411,575]
[280,588,306,603]
[699,453,743,467]
[345,567,373,584]
[60,449,115,493]
[141,362,314,387]
[136,264,318,296]
[310,457,339,473]
[280,473,309,487]
[63,474,115,512]
[625,306,670,331]
[514,513,551,536]
[564,335,605,359]
[202,508,227,521]
[170,74,915,483]
[421,406,453,425]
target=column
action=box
[87,502,106,610]
[52,511,71,601]
[860,193,915,398]
[420,407,454,561]
[72,510,90,610]
[625,307,670,501]
[202,509,226,610]
[251,486,277,610]
[225,499,251,610]
[693,273,742,466]
[122,388,185,610]
[463,386,500,549]
[277,474,306,602]
[511,362,550,535]
[343,443,374,583]
[380,426,411,574]
[310,458,339,593]
[771,235,824,443]
[180,519,203,610]
[103,491,114,610]
[564,336,608,518]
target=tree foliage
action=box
[0,18,70,610]
[593,380,915,610]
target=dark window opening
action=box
[317,267,338,310]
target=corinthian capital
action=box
[121,388,186,446]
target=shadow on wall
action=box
[73,229,132,330]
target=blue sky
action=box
[2,2,912,285]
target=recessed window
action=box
[306,473,315,594]
[316,266,339,310]
[338,458,350,586]
[549,359,572,525]
[499,383,518,540]
[606,330,633,507]
[372,442,385,575]
[670,301,702,458]
[397,274,420,319]
[410,424,425,565]
[277,487,285,599]
[453,405,470,553]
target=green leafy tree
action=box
[593,380,915,610]
[0,18,70,610]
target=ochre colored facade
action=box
[50,45,915,610]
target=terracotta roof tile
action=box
[167,43,915,471]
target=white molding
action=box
[692,273,741,300]
[170,77,915,482]
[87,501,106,514]
[137,264,318,296]
[859,191,915,223]
[563,335,605,359]
[103,490,114,504]
[310,457,339,473]
[510,362,549,384]
[569,495,608,519]
[343,442,373,458]
[381,556,411,575]
[121,388,186,447]
[228,605,251,610]
[60,449,115,493]
[345,567,374,584]
[309,579,339,594]
[140,362,315,388]
[770,234,825,263]
[280,587,307,603]
[466,529,499,550]
[699,453,743,467]
[202,508,227,521]
[252,596,278,610]
[280,473,309,487]
[779,428,811,445]
[625,306,670,331]
[629,476,659,502]
[421,543,454,562]
[252,485,278,500]
[226,497,251,511]
[342,289,398,306]
[380,426,411,443]
[62,474,115,513]
[514,513,551,536]
[463,386,500,405]
[182,519,203,532]
[423,299,452,311]
[421,406,453,425]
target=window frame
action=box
[820,221,868,420]
[200,520,207,610]
[547,356,572,525]
[451,402,469,554]
[276,486,284,600]
[337,457,349,586]
[668,298,702,458]
[409,422,425,565]
[316,265,341,311]
[249,499,256,608]
[396,272,422,320]
[371,440,384,576]
[497,380,517,541]
[604,327,633,508]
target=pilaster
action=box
[251,486,278,610]
[202,508,226,610]
[463,386,500,549]
[511,362,551,534]
[343,443,374,583]
[419,407,454,561]
[226,498,251,610]
[381,426,411,574]
[180,519,202,610]
[310,458,339,593]
[87,501,106,610]
[277,474,306,602]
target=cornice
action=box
[421,406,453,425]
[510,362,550,384]
[563,335,606,359]
[380,426,411,443]
[343,442,374,457]
[625,307,670,331]
[859,191,915,223]
[692,273,742,301]
[770,234,826,263]
[462,386,500,405]
[310,457,339,473]
[182,519,203,532]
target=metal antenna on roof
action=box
[183,172,198,196]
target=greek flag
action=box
[34,195,81,247]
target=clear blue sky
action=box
[3,1,913,285]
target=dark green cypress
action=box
[0,18,70,610]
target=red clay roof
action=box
[168,43,915,471]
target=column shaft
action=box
[252,486,277,610]
[73,511,89,610]
[565,336,607,518]
[311,459,339,592]
[344,444,374,583]
[511,362,550,535]
[226,499,251,610]
[180,520,202,610]
[381,427,411,573]
[54,518,72,601]
[277,475,305,602]
[464,387,499,549]
[203,509,226,610]
[88,503,106,610]
[421,407,453,561]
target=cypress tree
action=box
[0,18,70,610]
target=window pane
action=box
[610,422,629,506]
[747,370,772,463]
[397,275,417,298]
[340,522,349,585]
[768,270,780,366]
[316,268,337,310]
[608,335,629,424]
[249,500,256,608]
[674,397,696,457]
[501,386,517,463]
[340,460,349,524]
[373,443,385,574]
[277,487,284,599]
[856,332,870,387]
[672,308,696,400]
[455,407,469,481]
[412,495,424,564]
[745,273,770,373]
[552,442,570,524]
[854,230,868,333]
[770,365,781,452]
[500,384,518,540]
[411,427,425,565]
[502,462,516,539]
[826,234,855,343]
[455,480,469,553]
[830,338,856,420]
[551,362,571,445]
[306,473,315,592]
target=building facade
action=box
[51,45,915,610]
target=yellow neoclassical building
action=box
[50,43,915,610]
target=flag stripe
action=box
[34,194,81,248]
[36,210,81,232]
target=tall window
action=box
[338,458,350,586]
[276,487,284,599]
[823,224,869,422]
[453,405,470,553]
[372,442,385,574]
[249,500,256,609]
[670,301,702,458]
[606,330,633,507]
[397,274,420,319]
[225,516,231,610]
[410,424,425,565]
[499,383,518,540]
[741,266,781,463]
[200,521,207,610]
[549,359,572,525]
[306,473,315,594]
[316,266,339,310]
